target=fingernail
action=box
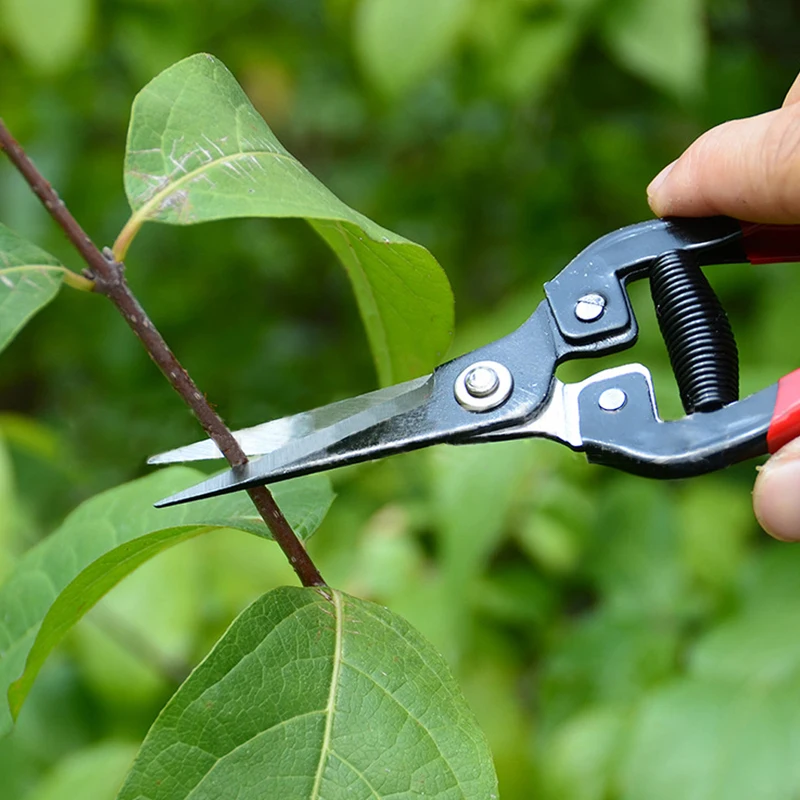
[754,442,800,541]
[647,160,677,201]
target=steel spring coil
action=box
[649,251,739,414]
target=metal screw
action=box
[575,293,606,322]
[464,366,500,398]
[598,387,627,411]
[454,360,514,412]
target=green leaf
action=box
[311,219,454,384]
[619,555,800,799]
[428,440,531,660]
[601,0,706,99]
[541,707,625,800]
[0,223,65,354]
[0,433,15,582]
[117,586,498,799]
[678,478,752,591]
[691,606,800,688]
[495,16,580,101]
[25,741,138,800]
[431,440,530,587]
[621,678,800,800]
[354,0,472,97]
[540,608,678,731]
[740,546,800,616]
[0,467,333,735]
[0,412,62,464]
[0,0,92,74]
[118,53,453,385]
[587,478,687,616]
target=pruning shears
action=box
[149,216,800,508]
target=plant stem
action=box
[0,118,325,588]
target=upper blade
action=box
[154,376,434,507]
[148,377,431,464]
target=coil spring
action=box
[649,251,739,414]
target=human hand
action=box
[647,71,800,541]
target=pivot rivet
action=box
[575,293,606,322]
[598,387,627,411]
[464,366,500,398]
[455,361,513,412]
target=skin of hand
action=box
[647,71,800,541]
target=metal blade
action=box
[152,302,567,508]
[148,377,431,464]
[154,375,435,507]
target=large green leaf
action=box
[354,0,472,97]
[117,586,498,799]
[601,0,706,99]
[117,53,453,385]
[0,223,66,354]
[0,467,333,735]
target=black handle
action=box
[576,369,773,479]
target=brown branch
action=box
[0,118,325,588]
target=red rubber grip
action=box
[744,222,800,452]
[740,222,800,264]
[768,369,800,453]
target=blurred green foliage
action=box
[0,0,799,797]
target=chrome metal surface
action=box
[574,293,606,322]
[470,364,654,449]
[148,376,432,464]
[154,375,435,506]
[598,387,628,411]
[468,378,581,448]
[464,366,499,397]
[454,360,513,412]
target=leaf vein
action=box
[310,589,343,798]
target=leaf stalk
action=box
[112,215,141,261]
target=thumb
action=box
[754,439,800,541]
[647,100,800,224]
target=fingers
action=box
[647,101,800,223]
[754,439,800,541]
[647,71,800,541]
[753,75,800,540]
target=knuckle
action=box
[763,104,800,221]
